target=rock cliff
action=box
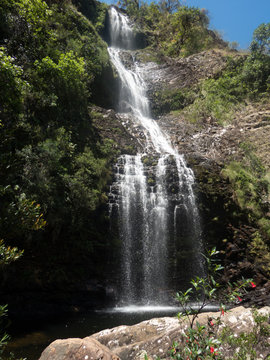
[99,46,270,304]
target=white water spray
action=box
[108,7,204,305]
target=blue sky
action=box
[182,0,270,49]
[103,0,270,50]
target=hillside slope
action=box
[133,44,270,304]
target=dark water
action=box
[6,304,220,360]
[6,307,177,359]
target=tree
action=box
[158,0,181,14]
[242,23,270,96]
[0,191,46,358]
[0,47,26,126]
[229,41,239,51]
[118,0,140,16]
[250,23,270,55]
[167,6,209,56]
[32,51,89,130]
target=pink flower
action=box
[210,320,214,326]
[237,295,242,302]
[251,282,256,288]
[210,346,214,353]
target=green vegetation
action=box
[172,248,254,359]
[0,0,118,292]
[219,310,270,360]
[221,142,270,280]
[145,307,270,360]
[222,143,270,236]
[250,23,270,55]
[119,0,223,57]
[137,20,267,125]
[0,220,30,359]
[249,231,270,277]
[152,87,196,116]
[181,24,270,124]
[144,249,263,360]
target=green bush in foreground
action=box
[145,248,261,360]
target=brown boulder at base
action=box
[39,306,270,360]
[39,337,121,360]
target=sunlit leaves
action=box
[0,240,23,266]
[16,0,52,36]
[0,183,47,239]
[128,2,213,57]
[35,51,88,94]
[33,51,89,127]
[0,47,27,123]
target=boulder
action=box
[39,337,121,360]
[39,306,270,359]
[92,317,181,360]
[91,306,270,359]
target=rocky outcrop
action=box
[91,106,142,154]
[134,48,270,169]
[39,306,270,360]
[157,103,270,168]
[39,337,120,360]
[92,306,270,359]
[141,49,233,91]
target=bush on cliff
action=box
[118,0,225,57]
[181,22,269,124]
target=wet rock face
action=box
[91,106,141,155]
[118,51,134,69]
[138,49,232,90]
[137,49,235,117]
[108,152,200,293]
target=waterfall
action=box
[108,7,204,305]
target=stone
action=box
[39,307,270,360]
[39,337,121,360]
[91,306,270,359]
[91,317,181,360]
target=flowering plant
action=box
[170,247,256,360]
[144,248,257,360]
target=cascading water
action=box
[108,7,204,306]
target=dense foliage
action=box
[118,0,225,57]
[0,0,119,290]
